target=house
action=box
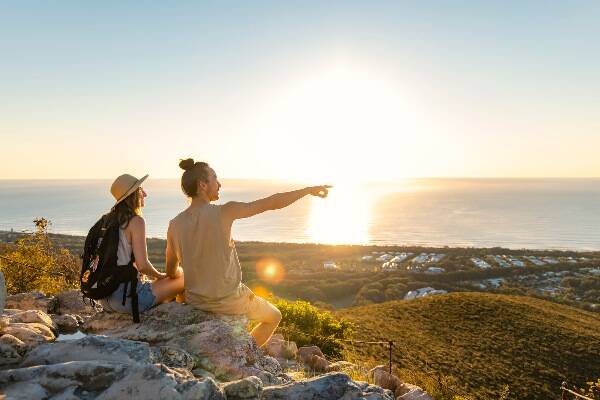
[381,262,399,272]
[404,287,447,300]
[361,255,374,262]
[471,257,491,269]
[323,261,339,271]
[376,254,394,262]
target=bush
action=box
[273,298,354,359]
[0,218,79,295]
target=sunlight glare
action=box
[306,183,375,244]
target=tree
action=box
[0,218,80,295]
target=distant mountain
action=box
[336,292,600,400]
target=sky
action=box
[1,1,599,182]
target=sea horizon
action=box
[1,177,599,251]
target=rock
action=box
[369,365,404,398]
[51,314,79,333]
[83,302,287,384]
[56,289,97,316]
[0,341,22,366]
[2,322,55,347]
[297,345,325,365]
[151,345,196,370]
[5,309,57,333]
[262,372,394,400]
[309,354,331,372]
[397,383,433,400]
[222,376,263,400]
[264,333,298,360]
[368,366,431,399]
[0,360,225,400]
[21,335,154,367]
[0,271,5,314]
[5,291,58,314]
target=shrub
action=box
[0,218,79,295]
[273,298,354,359]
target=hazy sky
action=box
[1,1,599,181]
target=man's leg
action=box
[247,295,282,347]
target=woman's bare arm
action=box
[129,216,166,279]
[221,185,332,221]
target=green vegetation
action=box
[0,219,79,295]
[272,298,354,359]
[336,292,600,400]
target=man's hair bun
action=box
[179,158,195,171]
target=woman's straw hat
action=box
[110,174,149,206]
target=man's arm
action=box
[222,185,331,221]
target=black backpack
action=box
[81,214,140,322]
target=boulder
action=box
[309,354,331,372]
[0,341,22,366]
[5,291,58,314]
[397,383,433,400]
[222,376,263,400]
[0,360,225,400]
[56,289,97,316]
[262,372,394,400]
[297,345,325,364]
[369,365,404,398]
[0,271,5,314]
[21,335,154,367]
[51,314,79,333]
[2,322,55,347]
[264,333,298,360]
[82,302,287,384]
[5,309,57,333]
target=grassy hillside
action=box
[336,292,600,400]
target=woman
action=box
[166,158,331,347]
[97,173,184,315]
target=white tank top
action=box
[116,228,132,265]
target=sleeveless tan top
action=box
[168,204,253,314]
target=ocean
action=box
[1,178,599,251]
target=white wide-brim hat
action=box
[110,173,149,206]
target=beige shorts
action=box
[246,293,281,323]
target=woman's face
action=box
[138,187,147,208]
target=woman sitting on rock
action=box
[97,173,185,315]
[166,159,331,347]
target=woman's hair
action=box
[179,158,210,197]
[109,189,142,228]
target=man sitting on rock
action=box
[166,158,331,347]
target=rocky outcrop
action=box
[82,302,287,385]
[0,290,432,400]
[0,360,225,400]
[369,365,433,400]
[55,289,97,316]
[262,372,394,400]
[5,291,58,314]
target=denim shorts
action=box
[97,281,156,314]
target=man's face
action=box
[200,167,221,201]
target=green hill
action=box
[335,292,600,400]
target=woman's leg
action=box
[247,296,282,347]
[151,273,185,304]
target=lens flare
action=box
[250,285,272,299]
[256,257,286,284]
